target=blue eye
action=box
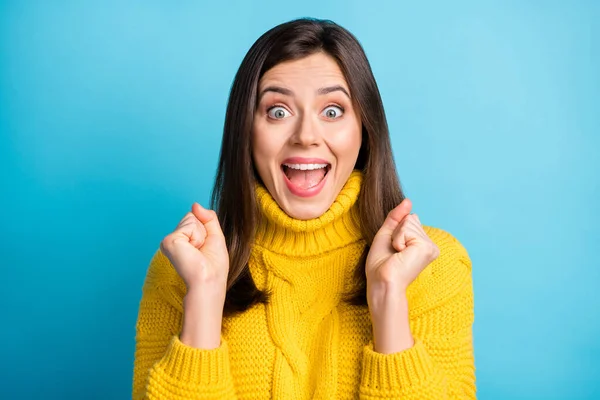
[322,105,344,119]
[267,106,291,119]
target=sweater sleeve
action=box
[132,250,237,400]
[359,234,476,400]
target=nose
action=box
[290,112,322,147]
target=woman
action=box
[133,18,476,399]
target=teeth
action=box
[283,163,328,171]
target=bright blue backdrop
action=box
[1,1,598,399]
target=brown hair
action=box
[210,17,405,316]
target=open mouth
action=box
[281,163,331,190]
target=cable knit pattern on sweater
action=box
[133,170,476,399]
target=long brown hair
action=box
[211,18,405,316]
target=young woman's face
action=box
[252,52,362,220]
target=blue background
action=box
[1,1,598,399]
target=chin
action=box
[282,201,330,220]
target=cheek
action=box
[329,122,362,160]
[253,123,273,156]
[251,121,282,174]
[251,131,269,185]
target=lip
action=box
[280,157,331,198]
[281,157,330,165]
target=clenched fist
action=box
[366,198,440,294]
[160,203,230,292]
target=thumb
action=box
[191,203,225,239]
[374,198,412,240]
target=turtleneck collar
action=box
[253,170,364,256]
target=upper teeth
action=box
[283,163,328,171]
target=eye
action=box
[267,106,291,119]
[322,105,344,119]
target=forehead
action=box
[258,52,348,89]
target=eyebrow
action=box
[258,85,351,101]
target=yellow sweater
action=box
[133,171,476,399]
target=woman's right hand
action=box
[160,203,229,349]
[160,203,230,293]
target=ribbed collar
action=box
[253,170,364,257]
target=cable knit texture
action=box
[133,170,476,399]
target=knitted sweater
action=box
[133,171,476,399]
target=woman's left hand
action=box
[365,198,440,353]
[366,199,440,297]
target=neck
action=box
[253,170,364,256]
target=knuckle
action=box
[176,214,194,227]
[160,235,172,250]
[387,209,397,220]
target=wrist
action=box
[368,289,409,322]
[367,281,407,312]
[368,288,414,354]
[186,281,226,300]
[181,287,225,350]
